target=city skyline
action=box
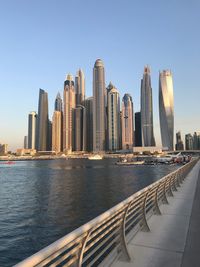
[0,1,200,150]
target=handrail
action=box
[15,158,199,267]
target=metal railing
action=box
[15,158,199,267]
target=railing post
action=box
[172,173,178,192]
[77,230,92,267]
[153,184,162,215]
[118,202,132,262]
[168,175,174,197]
[162,179,169,204]
[140,191,150,232]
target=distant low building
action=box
[0,144,8,155]
[16,149,36,156]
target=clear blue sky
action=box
[0,0,200,151]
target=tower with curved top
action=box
[93,59,106,152]
[121,94,134,150]
[159,70,174,150]
[141,66,156,147]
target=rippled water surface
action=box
[0,159,178,266]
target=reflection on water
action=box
[0,159,178,266]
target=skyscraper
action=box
[36,88,49,151]
[55,92,62,112]
[93,59,106,152]
[135,112,142,147]
[107,85,120,151]
[75,69,85,105]
[175,131,184,150]
[193,132,200,150]
[121,94,134,150]
[24,135,28,149]
[63,74,75,153]
[28,111,37,149]
[52,111,61,153]
[185,134,193,150]
[159,70,174,151]
[85,97,93,152]
[141,66,155,146]
[73,105,86,151]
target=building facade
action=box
[175,131,184,150]
[93,59,106,152]
[73,105,86,151]
[107,86,120,151]
[52,111,62,153]
[28,111,37,149]
[85,97,93,152]
[135,112,142,147]
[141,66,155,147]
[185,134,193,150]
[75,69,85,105]
[63,74,76,153]
[36,88,49,151]
[121,94,134,150]
[55,92,62,112]
[159,70,174,151]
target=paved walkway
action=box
[112,161,200,267]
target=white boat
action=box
[88,155,103,160]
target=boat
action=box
[116,160,145,166]
[0,161,15,165]
[88,155,103,160]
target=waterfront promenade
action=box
[112,160,200,267]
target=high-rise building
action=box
[0,144,8,155]
[93,59,106,152]
[54,92,63,151]
[28,111,37,149]
[175,131,184,150]
[193,132,200,150]
[55,92,62,112]
[159,70,174,151]
[185,134,193,150]
[121,94,134,150]
[107,85,120,151]
[85,97,93,152]
[47,120,52,151]
[73,105,86,151]
[63,74,76,153]
[24,136,28,149]
[52,111,62,153]
[141,66,155,147]
[75,69,85,106]
[135,112,142,147]
[36,88,49,151]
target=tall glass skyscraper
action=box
[93,59,106,152]
[141,66,155,147]
[159,70,174,150]
[107,85,120,151]
[85,97,93,152]
[28,111,37,149]
[73,105,86,151]
[75,69,85,105]
[36,88,49,151]
[55,92,62,112]
[121,94,134,150]
[63,74,75,153]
